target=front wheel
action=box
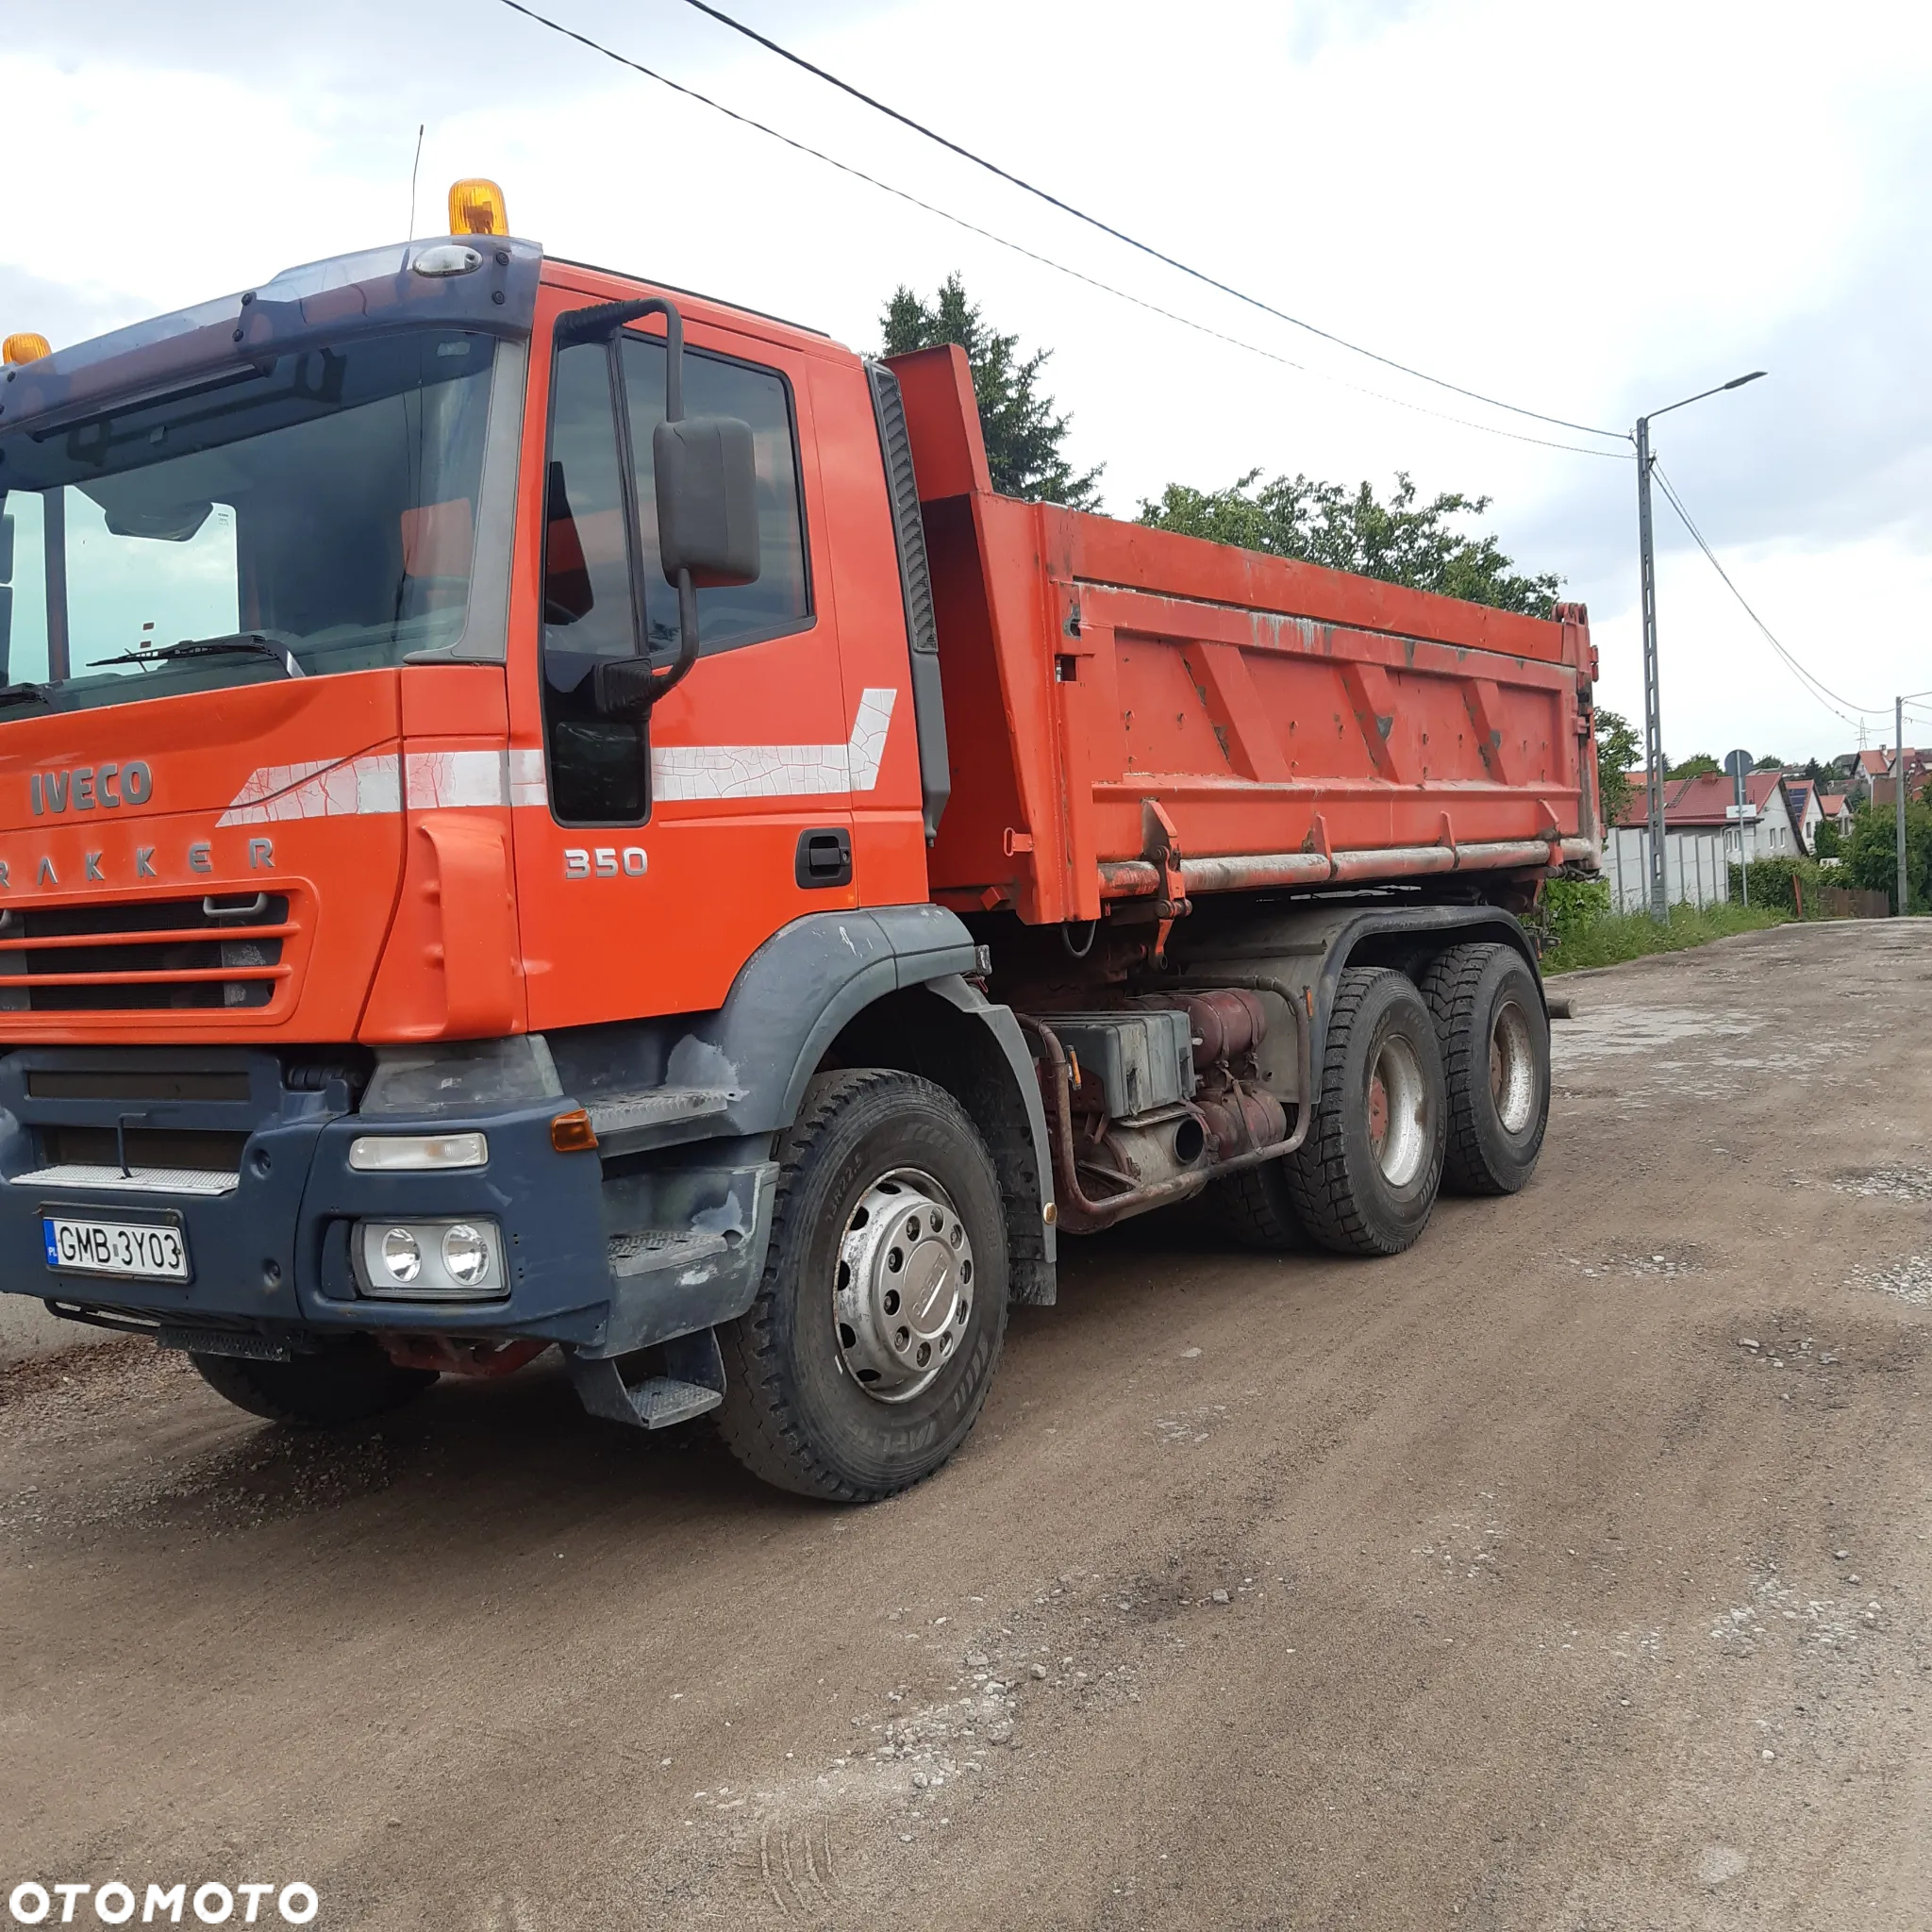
[1284,967,1447,1257]
[717,1069,1009,1502]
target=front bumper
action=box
[0,1046,774,1358]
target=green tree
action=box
[1594,708,1641,830]
[880,275,1103,508]
[1670,754,1720,778]
[1136,469,1560,614]
[1813,816,1842,859]
[1753,754,1783,771]
[1841,795,1932,911]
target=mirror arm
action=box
[648,570,701,705]
[553,299,685,419]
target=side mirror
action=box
[655,416,759,589]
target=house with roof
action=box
[1617,770,1804,858]
[1671,769,1803,857]
[1815,789,1855,839]
[1604,769,1804,911]
[1839,747,1905,806]
[1783,778,1824,854]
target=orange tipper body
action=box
[0,221,1596,1474]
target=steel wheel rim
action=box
[833,1167,974,1404]
[1490,999,1537,1134]
[1366,1032,1429,1187]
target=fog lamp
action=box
[380,1226,423,1285]
[441,1224,490,1286]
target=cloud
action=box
[5,0,1928,759]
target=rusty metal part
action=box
[1100,836,1599,901]
[1019,1015,1304,1236]
[1196,1082,1287,1158]
[379,1335,551,1377]
[1179,988,1268,1068]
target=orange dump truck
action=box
[0,184,1598,1497]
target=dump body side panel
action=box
[887,345,1598,924]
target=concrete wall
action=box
[1603,827,1734,914]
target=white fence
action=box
[1602,826,1734,914]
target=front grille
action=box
[0,893,292,1012]
[43,1125,249,1174]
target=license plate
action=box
[43,1213,191,1283]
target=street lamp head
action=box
[1724,370,1768,390]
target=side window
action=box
[620,336,811,658]
[541,343,643,824]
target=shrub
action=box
[1541,876,1610,952]
[1725,855,1827,915]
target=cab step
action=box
[569,1327,725,1431]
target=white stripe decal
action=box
[215,752,400,826]
[214,689,897,822]
[651,688,897,802]
[508,746,549,809]
[406,749,509,809]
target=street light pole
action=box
[1898,694,1909,917]
[1632,371,1767,920]
[1637,415,1667,919]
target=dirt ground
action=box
[4,919,1930,1931]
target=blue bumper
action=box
[0,1047,772,1357]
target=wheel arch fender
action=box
[820,976,1058,1305]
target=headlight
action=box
[356,1218,505,1300]
[379,1226,423,1285]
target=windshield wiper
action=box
[0,681,52,711]
[97,632,307,679]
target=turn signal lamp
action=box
[448,178,508,238]
[550,1108,598,1154]
[3,333,51,365]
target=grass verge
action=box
[1542,902,1788,974]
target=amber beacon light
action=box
[447,178,508,238]
[3,332,51,365]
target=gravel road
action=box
[4,920,1929,1930]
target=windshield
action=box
[0,328,498,712]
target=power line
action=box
[1651,462,1891,728]
[497,0,1627,459]
[669,0,1628,444]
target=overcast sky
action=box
[7,0,1928,763]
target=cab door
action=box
[508,293,858,1029]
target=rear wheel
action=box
[1284,967,1446,1256]
[1205,1161,1308,1252]
[1420,942,1550,1194]
[717,1070,1008,1502]
[191,1339,437,1428]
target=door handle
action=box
[794,827,853,890]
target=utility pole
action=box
[1630,371,1765,922]
[1898,695,1909,917]
[1637,416,1667,920]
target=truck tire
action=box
[1205,1162,1308,1251]
[191,1339,437,1428]
[1284,967,1446,1257]
[1419,942,1549,1195]
[717,1069,1009,1502]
